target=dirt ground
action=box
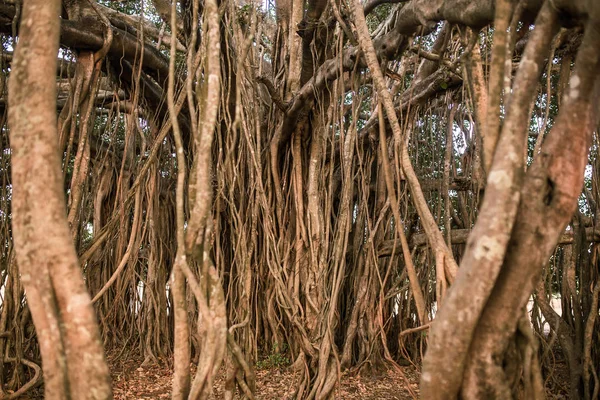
[108,354,420,400]
[22,350,569,399]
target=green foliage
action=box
[366,4,395,32]
[256,343,291,370]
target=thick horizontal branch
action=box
[1,4,170,97]
[1,52,76,78]
[272,0,542,145]
[364,0,408,16]
[377,227,600,257]
[99,4,186,51]
[60,17,170,87]
[360,67,462,134]
[276,28,408,144]
[1,4,191,133]
[419,177,479,192]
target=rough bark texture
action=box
[422,1,600,399]
[7,0,113,398]
[1,0,599,398]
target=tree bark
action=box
[7,0,112,398]
[422,1,600,398]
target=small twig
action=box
[398,322,432,337]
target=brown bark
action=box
[7,0,112,398]
[422,1,600,398]
[3,0,599,398]
[461,6,600,396]
[376,226,600,256]
[421,4,560,397]
[351,0,459,296]
[168,0,191,395]
[484,0,512,173]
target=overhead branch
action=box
[1,4,171,90]
[275,0,547,149]
[377,227,600,257]
[99,4,186,51]
[364,0,408,16]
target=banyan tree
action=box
[0,0,599,398]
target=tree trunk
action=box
[7,0,113,398]
[421,2,600,398]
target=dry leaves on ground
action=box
[108,353,419,400]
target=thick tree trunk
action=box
[7,0,112,398]
[421,2,600,398]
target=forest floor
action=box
[24,349,570,399]
[106,351,573,399]
[108,352,420,399]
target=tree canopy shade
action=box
[0,0,599,398]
